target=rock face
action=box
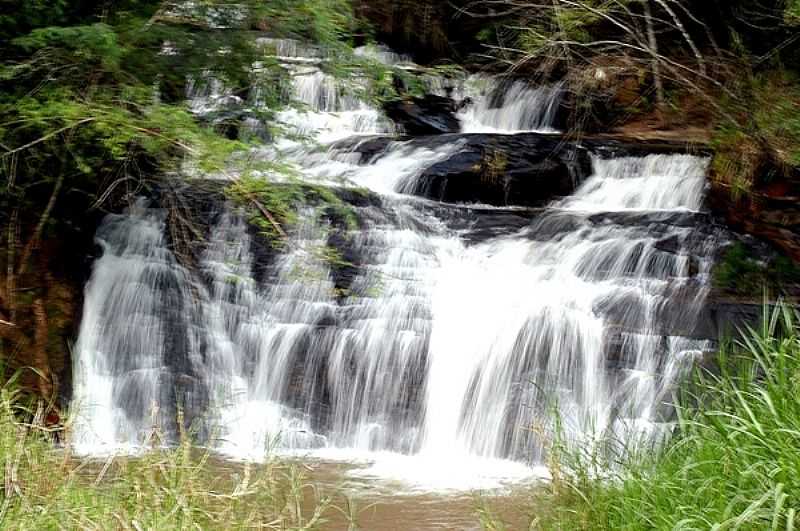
[337,132,707,207]
[709,182,800,264]
[412,133,584,205]
[384,94,461,135]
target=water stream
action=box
[71,41,720,496]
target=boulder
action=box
[335,132,711,207]
[384,94,460,135]
[399,133,590,206]
[709,183,800,264]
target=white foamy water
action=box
[353,43,413,66]
[454,76,563,134]
[71,202,196,455]
[562,155,708,212]
[292,139,466,195]
[72,42,719,492]
[418,155,713,461]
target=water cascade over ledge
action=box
[71,42,722,491]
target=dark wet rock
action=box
[519,212,586,241]
[705,301,770,339]
[193,96,272,143]
[384,94,460,135]
[709,182,800,264]
[403,133,588,206]
[332,187,382,208]
[326,230,361,298]
[423,204,544,242]
[335,132,710,208]
[654,234,682,254]
[459,209,543,243]
[586,211,713,230]
[332,135,398,163]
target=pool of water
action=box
[292,457,538,530]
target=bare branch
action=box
[653,0,706,75]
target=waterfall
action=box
[419,154,714,462]
[426,75,563,134]
[72,201,197,453]
[273,67,395,143]
[353,43,412,65]
[457,78,563,134]
[72,43,720,490]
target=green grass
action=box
[492,303,800,530]
[0,380,337,530]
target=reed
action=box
[0,379,333,530]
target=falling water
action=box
[72,202,196,454]
[440,75,563,134]
[419,154,714,463]
[273,66,395,143]
[73,42,720,491]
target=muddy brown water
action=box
[70,451,539,530]
[293,459,536,530]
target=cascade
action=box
[456,77,563,134]
[72,42,721,490]
[72,201,197,454]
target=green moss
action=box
[480,149,508,185]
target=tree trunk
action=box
[32,297,53,400]
[17,171,65,278]
[643,0,667,123]
[5,209,18,321]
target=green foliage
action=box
[317,45,461,107]
[303,183,360,230]
[0,0,397,392]
[0,0,70,41]
[252,0,358,51]
[714,243,800,296]
[320,52,402,106]
[226,173,305,239]
[786,0,800,26]
[752,73,800,168]
[225,172,359,242]
[0,0,381,263]
[710,126,762,201]
[714,243,766,294]
[513,0,626,55]
[499,304,800,530]
[710,71,800,206]
[13,23,123,69]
